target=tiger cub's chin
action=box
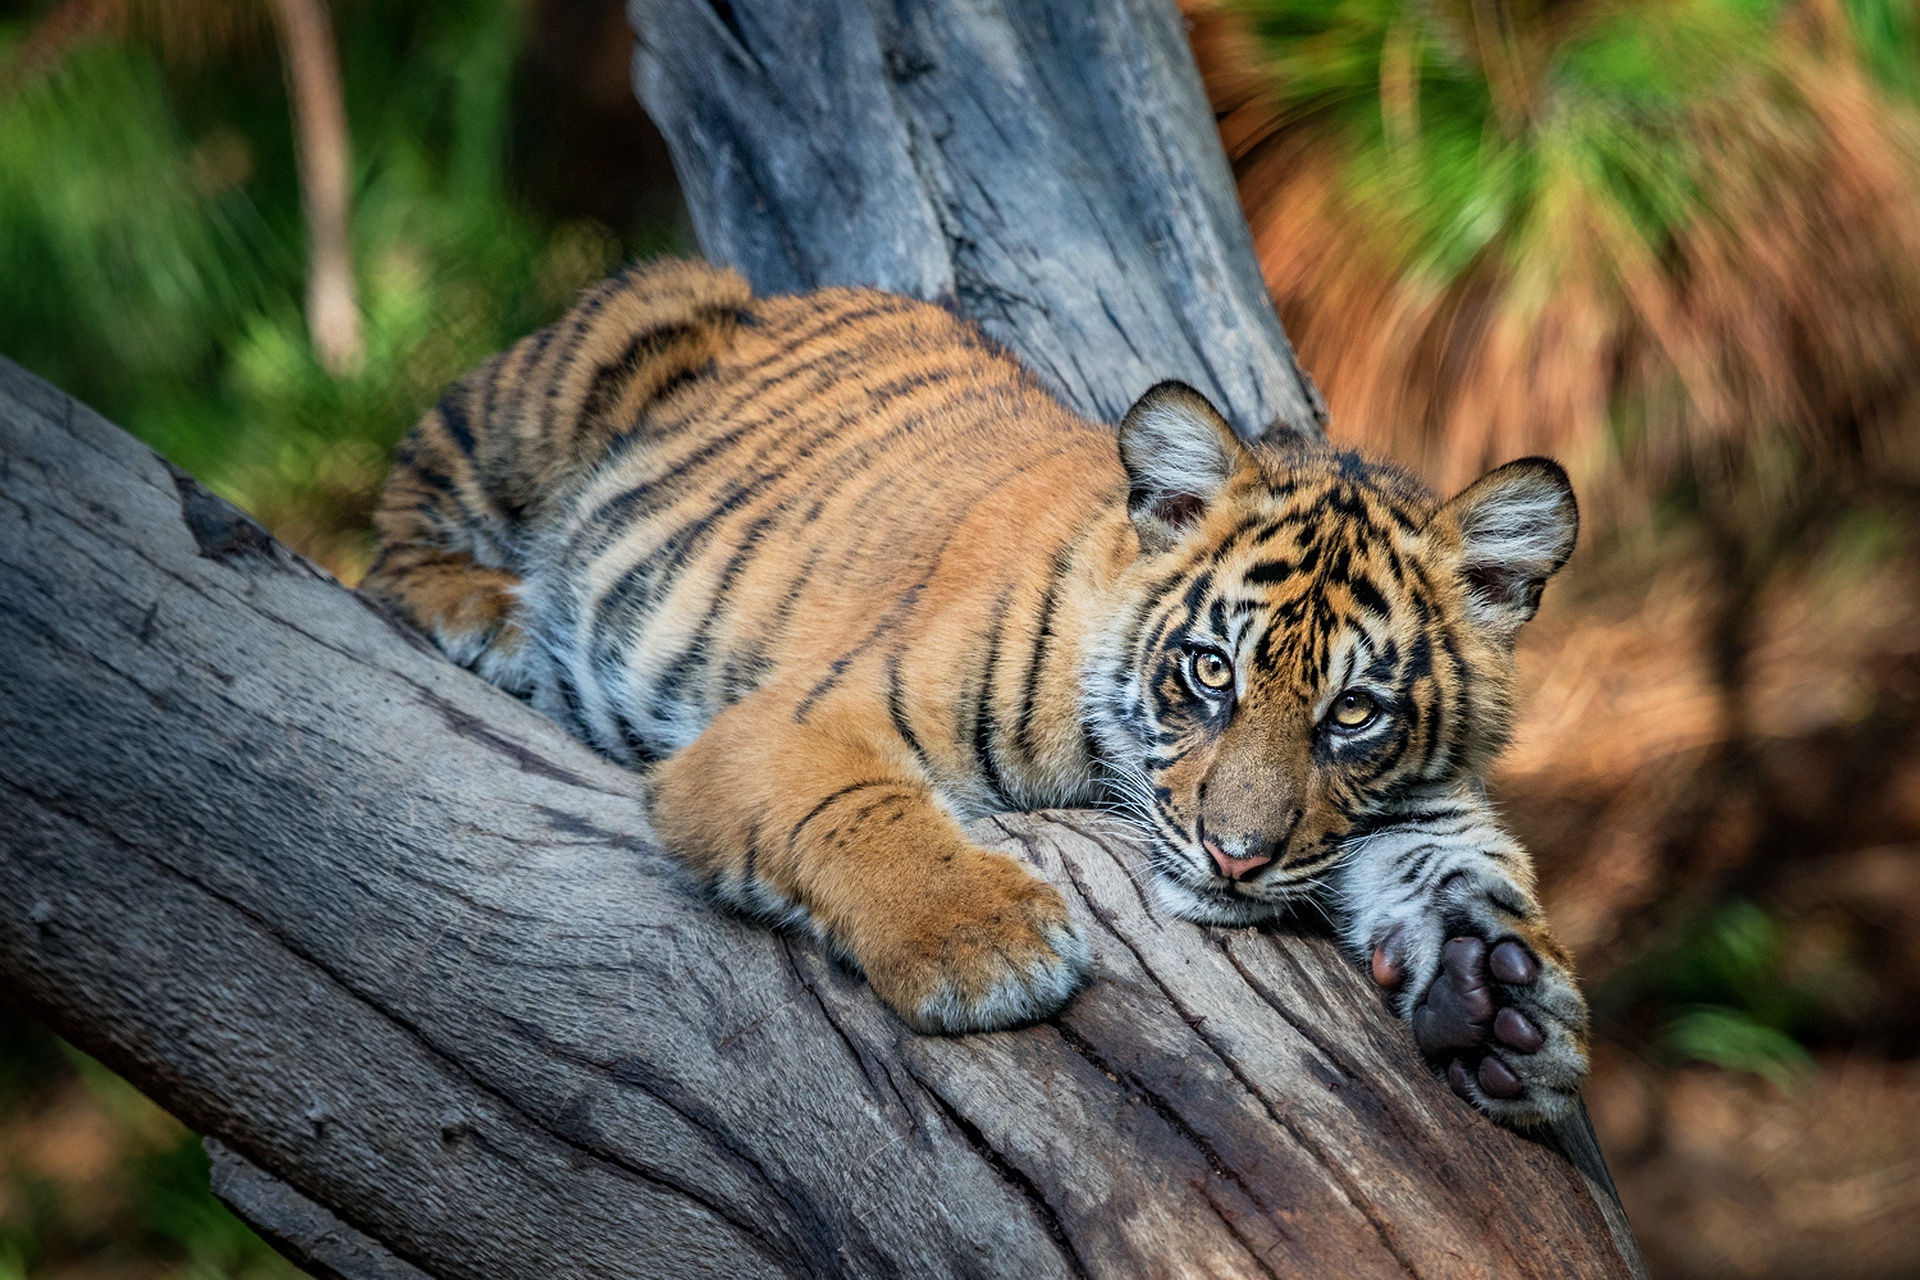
[365,259,1589,1125]
[1150,873,1295,928]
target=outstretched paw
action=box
[862,857,1089,1035]
[1376,921,1587,1127]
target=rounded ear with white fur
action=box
[1440,458,1579,638]
[1118,381,1246,553]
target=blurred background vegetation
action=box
[2,0,1918,1275]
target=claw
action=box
[1448,1058,1476,1100]
[1477,1055,1524,1099]
[1371,925,1406,989]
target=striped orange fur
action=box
[365,259,1589,1123]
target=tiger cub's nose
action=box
[1203,836,1273,881]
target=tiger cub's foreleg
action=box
[1333,786,1589,1126]
[650,694,1089,1032]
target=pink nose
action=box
[1204,838,1273,881]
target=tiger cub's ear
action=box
[1440,457,1579,638]
[1118,381,1247,553]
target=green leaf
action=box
[1661,1005,1815,1088]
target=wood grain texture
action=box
[0,357,1643,1277]
[629,0,1328,443]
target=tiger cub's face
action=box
[1089,383,1578,925]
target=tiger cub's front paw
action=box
[859,855,1089,1034]
[1375,892,1589,1127]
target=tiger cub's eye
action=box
[1329,690,1378,729]
[1188,648,1235,695]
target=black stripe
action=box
[641,504,791,714]
[1205,513,1265,565]
[887,653,933,773]
[617,712,666,766]
[406,465,458,499]
[535,277,625,445]
[578,321,697,425]
[787,780,903,852]
[793,584,926,722]
[1015,531,1083,765]
[554,665,589,734]
[972,591,1014,807]
[1242,559,1293,587]
[1079,717,1105,772]
[741,820,763,898]
[590,517,723,666]
[1439,627,1473,768]
[437,394,476,457]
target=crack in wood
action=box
[905,1067,1092,1280]
[488,1007,857,1278]
[1048,1022,1285,1280]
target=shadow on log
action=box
[1,0,1646,1274]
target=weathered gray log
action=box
[630,0,1327,443]
[2,0,1644,1273]
[0,377,1642,1278]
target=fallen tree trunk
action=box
[0,0,1645,1275]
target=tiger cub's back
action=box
[373,262,1126,770]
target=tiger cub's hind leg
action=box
[361,401,531,695]
[363,544,528,692]
[650,693,1089,1032]
[362,260,753,698]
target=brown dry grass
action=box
[1188,0,1920,501]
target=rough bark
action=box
[3,0,1645,1275]
[630,0,1326,443]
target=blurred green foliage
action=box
[1847,0,1920,94]
[1,1,681,1271]
[1651,902,1817,1087]
[0,0,676,576]
[1234,0,1920,271]
[1239,0,1777,279]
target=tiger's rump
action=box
[504,281,1127,809]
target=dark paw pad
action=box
[1414,935,1550,1100]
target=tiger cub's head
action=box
[1088,382,1578,924]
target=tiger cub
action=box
[364,259,1588,1125]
